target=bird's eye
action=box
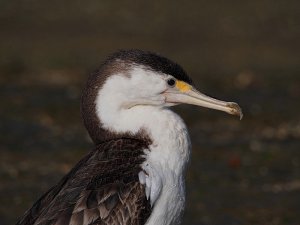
[167,78,176,87]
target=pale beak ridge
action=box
[164,88,243,120]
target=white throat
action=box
[96,74,191,225]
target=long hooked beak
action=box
[164,81,243,120]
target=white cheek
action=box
[129,68,166,96]
[95,68,167,133]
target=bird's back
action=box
[16,138,152,225]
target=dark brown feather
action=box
[16,138,152,225]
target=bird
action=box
[16,49,242,225]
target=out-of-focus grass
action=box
[0,1,299,225]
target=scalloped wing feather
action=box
[16,138,152,225]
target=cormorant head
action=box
[81,49,242,143]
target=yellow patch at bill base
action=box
[176,81,191,92]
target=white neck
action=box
[96,76,191,225]
[138,107,191,225]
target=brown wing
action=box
[16,138,152,225]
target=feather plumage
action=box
[16,138,152,225]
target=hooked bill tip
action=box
[227,102,243,120]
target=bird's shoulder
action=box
[16,138,152,225]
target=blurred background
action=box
[0,0,299,224]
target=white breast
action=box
[139,108,191,225]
